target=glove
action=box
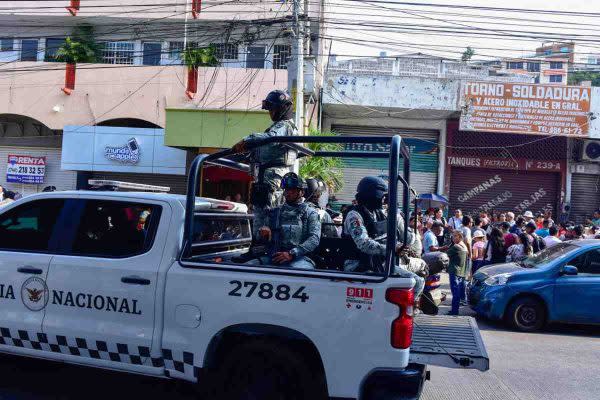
[232,140,246,153]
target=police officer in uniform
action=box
[343,176,424,298]
[232,90,298,237]
[248,172,321,270]
[305,178,338,238]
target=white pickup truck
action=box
[0,135,488,400]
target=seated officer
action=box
[248,173,321,269]
[304,178,339,238]
[342,176,424,298]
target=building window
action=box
[507,61,523,70]
[20,39,39,61]
[246,46,265,68]
[0,38,13,51]
[527,62,540,72]
[142,42,162,66]
[534,76,540,84]
[549,61,563,69]
[550,75,563,83]
[273,44,291,69]
[45,38,66,62]
[211,43,238,60]
[168,41,183,60]
[102,42,135,65]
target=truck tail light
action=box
[385,288,414,349]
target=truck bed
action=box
[409,315,489,372]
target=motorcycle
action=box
[419,251,449,315]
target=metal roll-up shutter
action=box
[570,174,600,224]
[330,125,439,204]
[89,171,188,194]
[0,147,76,196]
[449,167,560,216]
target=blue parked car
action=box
[469,240,600,332]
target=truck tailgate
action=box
[409,315,489,372]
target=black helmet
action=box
[356,176,387,210]
[262,90,292,111]
[305,178,323,201]
[281,172,306,190]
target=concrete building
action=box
[323,54,533,205]
[324,53,600,222]
[0,1,328,197]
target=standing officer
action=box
[305,178,338,238]
[232,90,298,236]
[249,172,321,269]
[342,176,424,298]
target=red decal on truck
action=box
[346,287,374,310]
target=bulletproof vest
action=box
[343,205,388,273]
[269,202,310,254]
[252,119,298,168]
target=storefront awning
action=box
[164,108,271,149]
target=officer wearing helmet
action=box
[232,90,298,237]
[248,172,321,269]
[305,178,339,238]
[343,176,424,297]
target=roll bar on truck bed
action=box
[181,135,413,281]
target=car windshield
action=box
[521,242,578,268]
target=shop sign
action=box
[6,155,46,184]
[447,155,562,172]
[460,82,591,136]
[104,138,140,164]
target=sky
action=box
[327,0,600,63]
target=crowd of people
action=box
[416,207,600,315]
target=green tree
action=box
[183,45,218,68]
[461,46,475,62]
[55,24,102,63]
[299,129,344,194]
[568,71,600,87]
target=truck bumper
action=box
[360,364,428,400]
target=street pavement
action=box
[0,277,597,400]
[422,275,600,400]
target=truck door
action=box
[42,198,167,368]
[0,199,65,349]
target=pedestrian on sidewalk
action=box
[510,216,525,235]
[460,216,473,305]
[543,226,562,248]
[471,230,486,274]
[485,227,507,265]
[507,233,533,262]
[506,211,516,227]
[523,210,534,224]
[447,209,463,231]
[446,230,468,315]
[525,221,546,253]
[535,220,551,238]
[500,221,516,251]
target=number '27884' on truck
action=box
[0,135,488,400]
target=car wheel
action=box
[213,338,327,400]
[506,296,546,332]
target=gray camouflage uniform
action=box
[343,210,424,298]
[243,119,298,236]
[248,200,321,269]
[311,204,339,238]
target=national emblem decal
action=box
[21,276,49,311]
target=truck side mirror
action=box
[561,265,578,276]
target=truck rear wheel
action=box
[213,338,326,400]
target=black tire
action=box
[505,296,546,332]
[212,338,327,400]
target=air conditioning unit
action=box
[581,140,600,162]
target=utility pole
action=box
[292,0,304,136]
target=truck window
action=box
[0,199,65,253]
[70,200,161,258]
[191,216,251,256]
